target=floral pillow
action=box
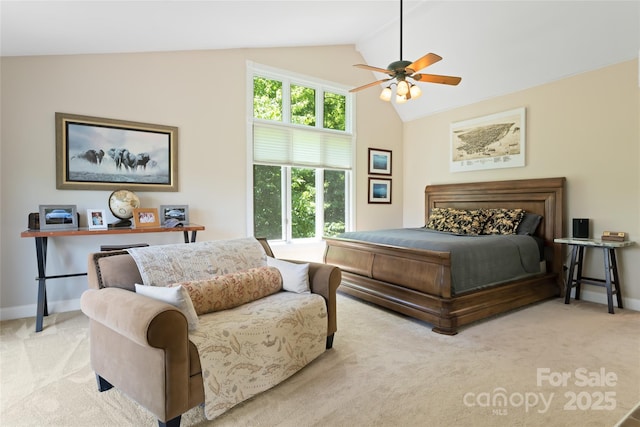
[482,208,525,235]
[173,266,282,316]
[426,207,489,235]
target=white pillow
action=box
[135,284,199,331]
[266,256,310,293]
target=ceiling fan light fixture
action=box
[409,84,422,99]
[349,0,461,101]
[396,80,410,96]
[380,86,393,102]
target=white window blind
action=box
[253,122,352,170]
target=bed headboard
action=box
[425,177,566,275]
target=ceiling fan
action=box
[350,0,461,103]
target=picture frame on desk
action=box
[159,204,189,225]
[39,205,78,230]
[132,208,160,228]
[87,209,108,230]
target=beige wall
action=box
[403,60,640,306]
[0,46,403,318]
[2,47,637,319]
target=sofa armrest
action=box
[307,262,341,336]
[81,287,188,347]
[80,287,192,422]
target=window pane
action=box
[291,168,316,238]
[324,170,346,236]
[253,77,282,121]
[253,165,283,239]
[323,92,346,131]
[291,84,316,126]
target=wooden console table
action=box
[554,237,635,314]
[20,224,205,332]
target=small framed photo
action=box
[132,208,160,228]
[159,205,189,225]
[368,178,392,204]
[368,148,392,175]
[39,205,78,230]
[87,209,108,230]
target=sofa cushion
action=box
[127,238,267,287]
[191,292,327,420]
[134,284,199,331]
[94,252,142,291]
[174,266,282,316]
[266,256,310,293]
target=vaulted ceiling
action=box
[2,1,638,121]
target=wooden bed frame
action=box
[324,177,566,335]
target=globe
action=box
[108,190,140,226]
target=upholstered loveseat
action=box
[80,237,340,427]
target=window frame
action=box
[246,61,355,243]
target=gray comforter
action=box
[334,228,542,294]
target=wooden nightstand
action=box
[554,237,635,313]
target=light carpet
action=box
[1,294,639,427]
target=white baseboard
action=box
[0,292,637,322]
[0,298,81,322]
[569,288,640,311]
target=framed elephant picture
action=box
[55,112,179,192]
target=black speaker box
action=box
[572,218,590,239]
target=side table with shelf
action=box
[554,237,635,314]
[20,224,205,332]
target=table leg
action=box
[182,230,198,243]
[565,245,578,304]
[34,237,49,332]
[602,247,615,314]
[609,248,623,309]
[575,246,586,300]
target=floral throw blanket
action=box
[127,237,328,420]
[127,237,267,286]
[189,291,327,420]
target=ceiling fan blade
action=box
[412,73,462,86]
[406,53,442,73]
[354,64,394,75]
[349,78,392,93]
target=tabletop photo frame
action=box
[159,205,189,225]
[87,209,108,230]
[39,204,78,230]
[132,208,160,228]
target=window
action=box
[248,63,354,242]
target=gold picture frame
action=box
[56,112,178,191]
[132,208,160,228]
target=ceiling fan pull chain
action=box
[399,0,403,60]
